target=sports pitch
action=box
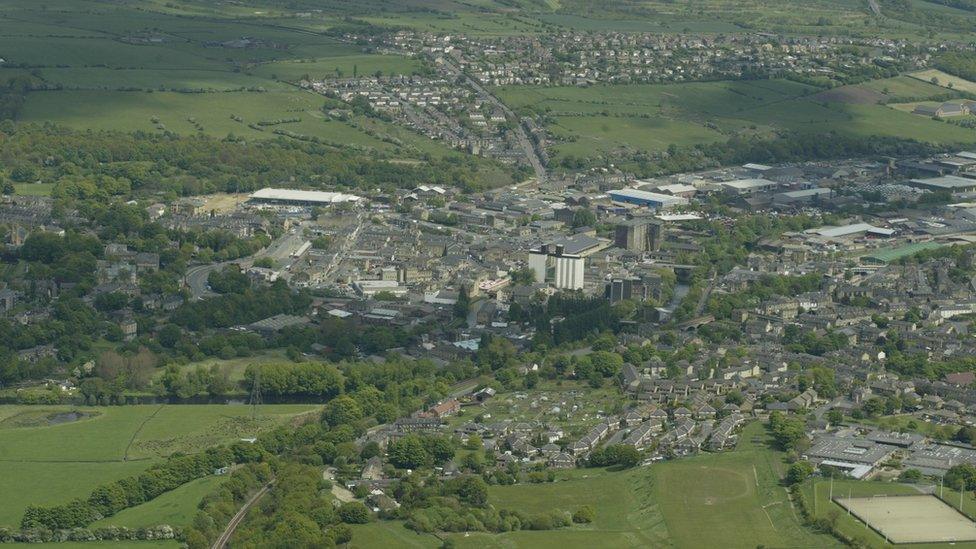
[835,495,976,544]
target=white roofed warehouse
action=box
[249,188,362,207]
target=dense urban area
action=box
[8,0,976,548]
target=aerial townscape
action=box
[10,1,976,549]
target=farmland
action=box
[0,404,318,529]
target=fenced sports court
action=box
[835,494,976,544]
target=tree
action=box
[945,463,976,491]
[337,501,370,524]
[453,475,488,506]
[388,435,429,469]
[572,505,595,523]
[899,468,923,483]
[454,285,471,319]
[827,409,844,425]
[322,396,363,428]
[786,461,814,485]
[571,208,597,228]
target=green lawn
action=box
[92,474,226,529]
[11,183,54,196]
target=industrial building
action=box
[528,243,585,290]
[908,175,976,193]
[249,188,363,206]
[614,218,663,252]
[607,188,689,209]
[717,178,780,195]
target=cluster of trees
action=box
[510,292,621,349]
[587,444,640,468]
[390,472,575,534]
[182,462,272,548]
[0,123,514,200]
[386,434,456,469]
[170,281,310,330]
[243,362,343,399]
[225,464,357,548]
[623,132,948,180]
[22,444,261,530]
[768,411,808,452]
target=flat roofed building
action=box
[607,188,689,209]
[718,178,779,195]
[909,175,976,193]
[249,187,362,206]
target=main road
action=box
[440,58,548,184]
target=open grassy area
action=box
[910,69,976,95]
[651,421,838,549]
[0,404,317,528]
[0,460,152,528]
[398,421,833,548]
[92,475,226,529]
[497,78,976,162]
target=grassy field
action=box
[910,69,976,95]
[497,78,976,162]
[433,421,832,548]
[0,404,318,528]
[0,460,152,528]
[651,421,839,549]
[92,475,226,529]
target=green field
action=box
[419,421,835,548]
[92,475,226,529]
[496,78,976,162]
[650,421,838,549]
[0,404,318,528]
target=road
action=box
[211,479,275,549]
[185,228,308,300]
[440,58,547,184]
[867,0,882,16]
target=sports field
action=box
[837,495,976,544]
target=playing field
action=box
[836,495,976,544]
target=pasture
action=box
[497,78,976,162]
[92,475,226,529]
[910,69,976,95]
[0,404,318,528]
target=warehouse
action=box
[607,188,689,209]
[909,175,976,193]
[249,188,362,206]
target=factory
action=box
[607,188,689,209]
